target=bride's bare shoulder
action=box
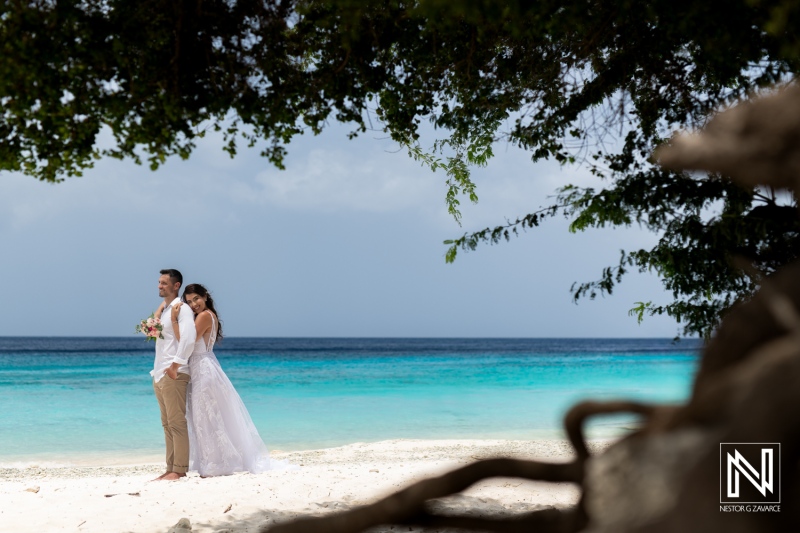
[196,311,213,326]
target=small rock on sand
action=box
[167,517,192,532]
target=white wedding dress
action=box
[186,313,294,476]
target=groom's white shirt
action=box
[151,297,197,382]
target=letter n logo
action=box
[720,443,780,504]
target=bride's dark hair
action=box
[182,283,224,341]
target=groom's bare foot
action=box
[161,472,186,481]
[150,471,170,482]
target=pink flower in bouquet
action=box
[136,313,164,341]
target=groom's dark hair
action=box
[160,269,183,288]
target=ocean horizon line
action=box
[0,336,703,355]
[0,335,697,339]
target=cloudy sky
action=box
[0,122,682,337]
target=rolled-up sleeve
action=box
[172,306,197,365]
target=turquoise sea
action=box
[0,337,702,465]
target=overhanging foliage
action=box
[3,0,800,336]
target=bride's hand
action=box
[171,302,183,322]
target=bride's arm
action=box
[170,305,212,342]
[171,303,181,341]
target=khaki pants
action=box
[153,373,191,474]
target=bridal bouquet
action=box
[135,314,164,341]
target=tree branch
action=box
[265,458,583,533]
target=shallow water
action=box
[0,337,701,464]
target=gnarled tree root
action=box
[564,400,658,461]
[265,458,584,533]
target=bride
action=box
[159,284,293,476]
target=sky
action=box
[0,122,683,337]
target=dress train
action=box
[186,314,294,476]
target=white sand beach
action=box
[0,439,611,533]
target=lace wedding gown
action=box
[186,314,293,476]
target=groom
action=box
[151,269,197,481]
